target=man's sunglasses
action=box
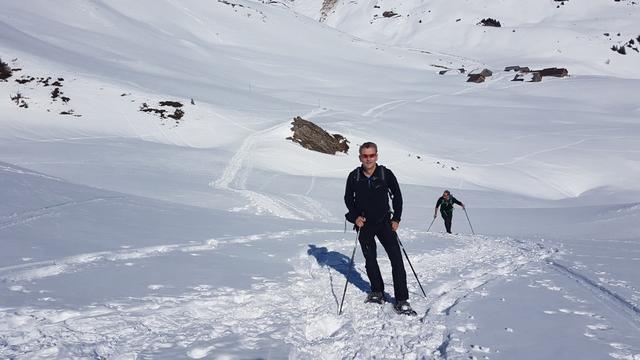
[359,153,377,159]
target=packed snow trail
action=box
[0,230,555,359]
[209,108,336,222]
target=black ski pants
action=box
[442,212,453,233]
[358,220,409,301]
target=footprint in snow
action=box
[470,344,491,353]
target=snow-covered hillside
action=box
[1,0,639,359]
[292,0,640,77]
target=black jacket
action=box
[344,164,403,224]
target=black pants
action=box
[442,212,453,233]
[358,221,409,301]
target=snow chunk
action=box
[187,346,216,359]
[304,314,345,341]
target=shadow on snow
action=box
[307,244,370,293]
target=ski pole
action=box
[463,208,475,235]
[426,217,436,232]
[338,228,360,315]
[396,234,427,298]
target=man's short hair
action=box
[359,142,378,154]
[443,190,451,195]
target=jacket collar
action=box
[360,164,378,178]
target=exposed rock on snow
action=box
[611,35,640,54]
[436,64,466,75]
[512,67,569,82]
[217,0,266,22]
[504,66,530,72]
[159,100,183,108]
[467,74,486,83]
[59,109,81,117]
[287,116,349,155]
[140,101,185,123]
[0,58,12,80]
[537,67,569,77]
[320,0,338,22]
[478,18,501,27]
[382,11,399,18]
[467,69,493,83]
[3,62,79,112]
[10,92,28,108]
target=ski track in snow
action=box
[209,121,304,220]
[0,230,558,359]
[525,259,640,360]
[361,99,409,118]
[362,73,518,120]
[0,164,63,182]
[0,197,124,231]
[209,108,335,222]
[548,260,640,328]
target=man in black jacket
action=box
[434,190,465,234]
[344,142,414,315]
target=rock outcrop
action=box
[0,59,12,80]
[287,116,349,155]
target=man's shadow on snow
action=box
[308,244,376,308]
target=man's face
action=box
[359,148,378,168]
[443,192,450,199]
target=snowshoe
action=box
[393,301,417,316]
[364,291,385,304]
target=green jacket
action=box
[436,195,462,216]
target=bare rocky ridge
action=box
[287,116,349,155]
[320,0,338,22]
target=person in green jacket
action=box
[434,190,464,234]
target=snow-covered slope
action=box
[292,0,640,77]
[1,0,639,359]
[2,0,639,202]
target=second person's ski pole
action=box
[426,217,436,232]
[463,208,475,235]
